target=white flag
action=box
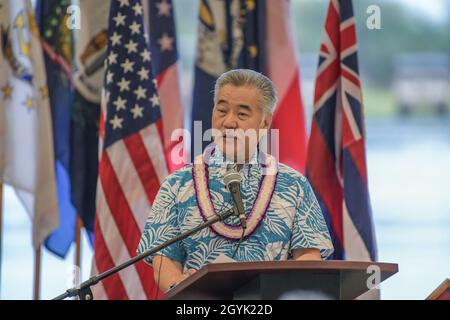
[0,0,59,248]
[73,0,111,104]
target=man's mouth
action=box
[223,136,242,145]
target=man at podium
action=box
[137,69,334,292]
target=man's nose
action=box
[222,112,238,129]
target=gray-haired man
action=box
[137,69,333,292]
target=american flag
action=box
[145,0,185,172]
[92,0,172,299]
[306,0,377,262]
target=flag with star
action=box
[144,0,185,172]
[0,0,59,249]
[92,0,169,300]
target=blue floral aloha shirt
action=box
[137,146,334,272]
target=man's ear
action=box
[262,113,273,129]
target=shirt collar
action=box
[207,144,260,168]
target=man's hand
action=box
[170,269,197,289]
[153,255,197,292]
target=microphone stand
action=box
[53,208,237,300]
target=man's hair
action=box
[213,69,278,114]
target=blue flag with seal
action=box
[36,0,78,257]
[70,0,111,244]
[190,0,265,158]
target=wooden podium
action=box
[166,261,398,300]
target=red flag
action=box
[267,0,307,173]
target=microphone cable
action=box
[155,256,163,300]
[231,227,245,259]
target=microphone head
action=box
[223,170,242,189]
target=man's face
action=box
[211,84,272,162]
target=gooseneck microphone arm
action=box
[224,170,247,230]
[53,208,236,300]
[228,183,246,229]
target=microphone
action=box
[223,170,247,230]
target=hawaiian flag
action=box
[306,0,377,262]
[92,0,169,300]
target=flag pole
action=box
[0,182,4,297]
[74,215,82,294]
[33,246,41,300]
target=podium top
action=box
[166,260,398,300]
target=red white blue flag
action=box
[92,0,175,300]
[306,0,377,262]
[145,0,185,171]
